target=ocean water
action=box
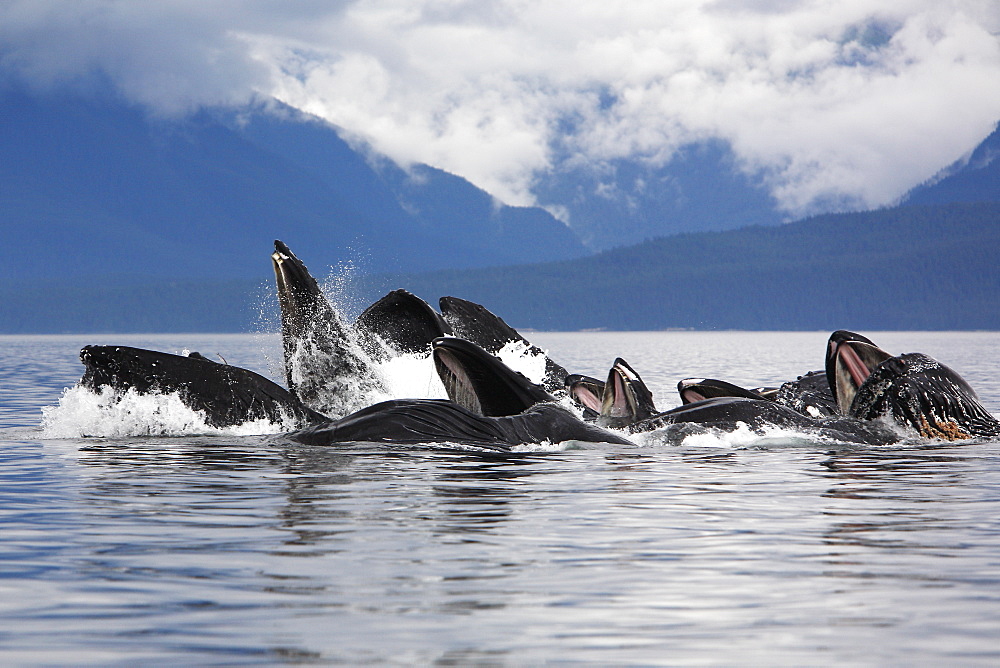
[1,330,999,664]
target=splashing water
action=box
[319,259,369,320]
[630,419,909,450]
[39,386,297,439]
[38,329,561,439]
[376,352,448,402]
[510,440,576,453]
[495,339,550,385]
[278,263,390,418]
[284,328,388,418]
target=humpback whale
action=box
[565,359,822,435]
[357,289,452,355]
[432,341,661,431]
[677,378,766,404]
[289,399,634,450]
[79,345,328,429]
[271,245,573,412]
[565,374,606,420]
[431,337,555,417]
[634,397,899,444]
[75,344,629,448]
[439,296,569,392]
[598,358,659,429]
[679,372,838,419]
[827,331,1000,440]
[772,370,839,418]
[71,237,1000,450]
[572,356,837,425]
[272,240,386,416]
[595,355,899,443]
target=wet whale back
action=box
[289,399,634,449]
[357,289,452,355]
[80,345,328,429]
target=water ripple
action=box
[1,332,999,663]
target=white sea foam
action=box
[510,440,576,452]
[634,420,825,449]
[376,352,448,401]
[495,339,549,385]
[39,386,295,439]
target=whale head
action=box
[827,331,1000,440]
[598,358,658,428]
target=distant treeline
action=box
[353,202,1000,331]
[3,202,998,333]
[0,277,271,334]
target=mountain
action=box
[903,123,1000,206]
[0,86,586,283]
[537,121,1000,252]
[3,82,998,334]
[358,202,1000,331]
[533,139,784,249]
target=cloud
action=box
[3,0,1000,216]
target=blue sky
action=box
[3,0,999,217]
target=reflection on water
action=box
[1,332,999,663]
[4,435,1000,664]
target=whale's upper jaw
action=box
[676,377,764,405]
[271,239,335,342]
[565,374,604,416]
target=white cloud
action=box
[2,0,1000,215]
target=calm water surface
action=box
[1,331,999,665]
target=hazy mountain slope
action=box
[538,118,1000,252]
[4,83,999,333]
[0,87,586,282]
[904,124,1000,206]
[234,110,585,266]
[533,139,784,249]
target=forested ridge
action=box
[4,202,996,333]
[357,202,1000,331]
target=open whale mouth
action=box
[832,342,893,414]
[599,358,657,426]
[566,374,605,415]
[432,337,555,417]
[433,344,484,416]
[604,365,628,418]
[677,378,765,405]
[678,378,709,405]
[825,331,893,415]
